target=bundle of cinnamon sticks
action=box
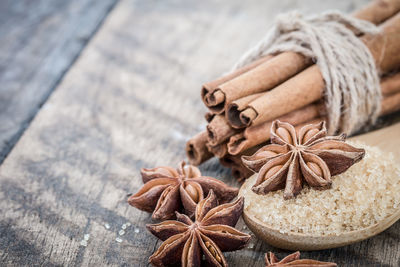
[186,0,400,182]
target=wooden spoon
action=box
[239,122,400,251]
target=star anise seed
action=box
[242,120,365,199]
[265,251,337,266]
[147,190,250,267]
[128,161,239,220]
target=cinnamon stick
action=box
[201,56,272,111]
[228,103,323,155]
[206,93,268,146]
[381,73,400,95]
[195,73,400,166]
[206,142,228,158]
[381,91,400,115]
[204,112,215,123]
[207,114,237,146]
[229,86,400,156]
[226,93,264,129]
[209,0,400,121]
[189,0,400,166]
[235,13,400,128]
[354,0,400,25]
[186,131,213,165]
[205,52,312,115]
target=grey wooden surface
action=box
[0,0,117,163]
[1,0,399,266]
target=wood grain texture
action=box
[1,0,399,266]
[0,0,118,163]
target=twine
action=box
[232,11,381,135]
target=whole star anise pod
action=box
[128,161,238,220]
[265,251,337,266]
[242,120,365,199]
[147,190,250,267]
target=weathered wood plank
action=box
[0,0,118,163]
[2,0,399,266]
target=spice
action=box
[222,52,311,128]
[227,105,322,155]
[147,190,250,267]
[186,131,213,165]
[128,161,238,220]
[207,114,238,146]
[186,1,400,178]
[230,13,400,129]
[242,120,364,199]
[206,142,229,159]
[201,56,272,114]
[265,251,337,266]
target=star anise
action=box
[128,161,238,220]
[242,120,365,199]
[265,251,337,266]
[146,190,250,267]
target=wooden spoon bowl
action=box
[239,123,400,251]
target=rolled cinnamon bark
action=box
[186,131,213,165]
[201,56,271,111]
[190,0,400,167]
[299,93,400,128]
[206,142,228,158]
[354,0,400,25]
[205,52,312,115]
[381,73,400,96]
[380,72,400,116]
[381,91,400,115]
[226,93,265,129]
[204,112,215,123]
[228,103,323,155]
[223,0,400,127]
[236,13,400,128]
[229,87,400,156]
[204,0,400,116]
[207,114,237,146]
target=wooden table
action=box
[1,0,399,266]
